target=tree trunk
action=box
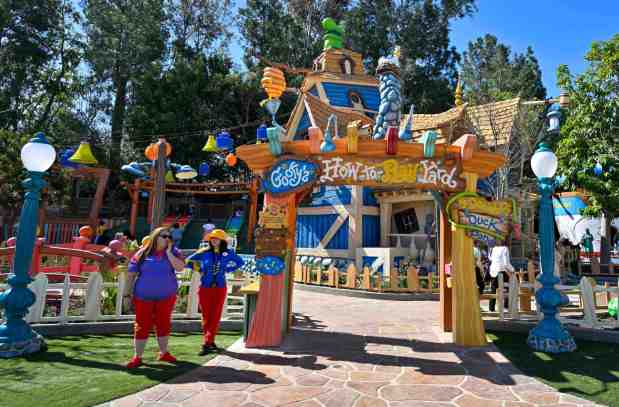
[110,76,128,169]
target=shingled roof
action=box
[464,98,521,148]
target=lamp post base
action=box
[0,332,46,358]
[527,323,576,353]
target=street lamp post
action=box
[527,106,576,353]
[0,132,56,358]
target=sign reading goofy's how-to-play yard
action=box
[262,158,319,195]
[317,156,464,191]
[446,192,517,245]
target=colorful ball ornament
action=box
[226,153,237,167]
[198,162,210,176]
[145,141,172,160]
[79,225,94,238]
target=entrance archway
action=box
[237,134,505,348]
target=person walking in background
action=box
[94,220,107,245]
[200,222,216,249]
[123,227,186,368]
[473,245,485,296]
[170,222,183,248]
[186,229,244,355]
[488,239,514,312]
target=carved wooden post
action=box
[347,263,357,289]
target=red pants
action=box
[133,295,176,339]
[199,287,227,345]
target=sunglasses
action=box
[159,234,171,239]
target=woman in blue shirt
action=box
[186,229,244,355]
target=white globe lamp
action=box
[531,149,558,179]
[21,132,56,172]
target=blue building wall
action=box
[322,82,380,111]
[296,214,348,250]
[326,219,349,250]
[362,215,380,247]
[303,185,352,207]
[363,188,378,206]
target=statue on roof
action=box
[322,18,344,50]
[373,47,402,140]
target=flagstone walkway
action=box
[104,289,600,407]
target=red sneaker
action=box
[158,352,177,363]
[126,356,142,369]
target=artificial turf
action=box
[1,332,240,407]
[489,331,619,407]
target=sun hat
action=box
[207,229,228,241]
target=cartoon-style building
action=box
[278,23,522,274]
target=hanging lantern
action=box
[165,170,175,183]
[198,162,210,177]
[386,126,398,155]
[59,148,80,168]
[69,141,98,165]
[176,165,197,180]
[256,124,268,144]
[121,162,146,178]
[145,140,172,160]
[226,153,237,167]
[202,134,219,152]
[261,67,286,99]
[216,131,234,151]
[594,162,603,176]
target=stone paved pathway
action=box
[103,289,601,407]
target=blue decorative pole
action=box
[0,132,55,358]
[527,106,576,353]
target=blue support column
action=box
[527,176,576,353]
[0,171,47,357]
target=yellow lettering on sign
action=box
[379,159,419,184]
[458,197,512,217]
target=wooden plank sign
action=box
[316,155,464,191]
[255,227,288,257]
[262,158,319,195]
[258,203,288,229]
[446,192,517,242]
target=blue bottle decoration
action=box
[267,126,283,156]
[198,162,210,177]
[216,131,234,151]
[320,114,336,153]
[256,124,268,144]
[399,104,414,140]
[419,130,437,158]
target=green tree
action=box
[556,34,619,265]
[345,0,476,113]
[83,0,168,168]
[461,34,546,104]
[0,0,82,132]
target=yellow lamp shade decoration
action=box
[225,153,237,167]
[165,170,175,183]
[261,67,286,99]
[145,141,172,161]
[202,134,219,152]
[69,141,98,165]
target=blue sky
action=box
[229,0,619,99]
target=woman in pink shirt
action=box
[124,227,185,368]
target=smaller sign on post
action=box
[446,192,517,243]
[262,158,319,195]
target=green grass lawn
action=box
[1,332,240,407]
[489,331,619,407]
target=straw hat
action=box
[207,229,227,241]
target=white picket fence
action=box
[0,270,255,325]
[486,274,619,329]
